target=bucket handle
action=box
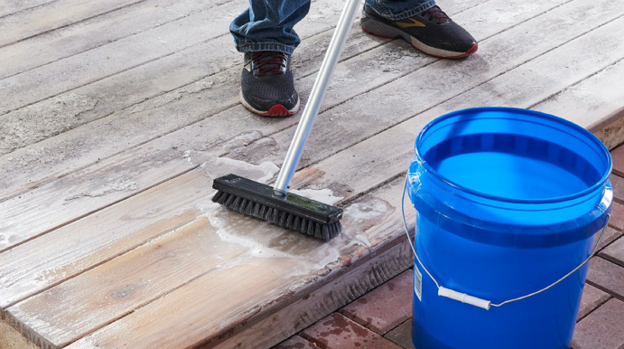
[401,174,610,311]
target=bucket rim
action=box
[415,107,612,204]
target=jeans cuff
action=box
[236,42,295,55]
[374,0,436,20]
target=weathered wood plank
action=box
[0,0,145,48]
[5,184,397,348]
[0,28,378,252]
[0,146,196,253]
[5,217,250,348]
[0,0,540,199]
[531,58,624,148]
[0,0,384,162]
[0,0,608,251]
[0,170,217,308]
[0,23,372,158]
[0,0,228,80]
[231,0,624,169]
[290,12,624,203]
[0,0,238,114]
[0,0,59,19]
[595,108,624,151]
[61,177,409,349]
[0,0,350,116]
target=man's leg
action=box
[362,0,478,58]
[230,0,311,117]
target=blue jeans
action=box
[230,0,436,54]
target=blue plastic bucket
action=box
[407,107,612,349]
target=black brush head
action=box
[212,174,343,240]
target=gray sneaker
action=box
[361,4,478,58]
[240,51,300,117]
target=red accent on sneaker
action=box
[261,104,296,117]
[361,28,397,40]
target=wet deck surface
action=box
[1,0,624,348]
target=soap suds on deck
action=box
[199,156,279,184]
[289,188,343,205]
[191,157,380,279]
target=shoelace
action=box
[421,6,451,24]
[249,51,287,77]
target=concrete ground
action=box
[273,145,624,349]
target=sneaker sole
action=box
[240,90,301,117]
[361,16,478,59]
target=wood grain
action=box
[65,178,411,349]
[3,0,620,306]
[0,0,145,48]
[0,147,196,253]
[0,0,482,193]
[0,170,211,308]
[0,0,238,115]
[0,0,60,19]
[5,217,249,348]
[0,0,227,80]
[0,0,356,116]
[0,0,481,250]
[0,0,563,233]
[291,12,624,205]
[235,0,624,169]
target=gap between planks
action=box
[0,0,552,204]
[0,0,236,81]
[0,0,489,160]
[0,0,574,254]
[2,0,620,282]
[0,0,60,20]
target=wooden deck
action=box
[1,0,624,348]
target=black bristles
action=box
[211,174,344,240]
[230,196,240,209]
[278,211,288,227]
[270,208,279,224]
[212,189,343,240]
[212,191,224,203]
[224,193,235,207]
[251,202,262,218]
[257,203,266,218]
[292,216,301,231]
[285,214,294,230]
[321,225,329,241]
[238,198,247,212]
[244,200,254,216]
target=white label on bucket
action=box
[414,267,422,301]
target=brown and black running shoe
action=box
[240,51,300,117]
[360,4,478,58]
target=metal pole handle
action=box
[273,0,361,194]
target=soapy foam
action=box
[289,188,343,205]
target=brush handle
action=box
[273,0,361,194]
